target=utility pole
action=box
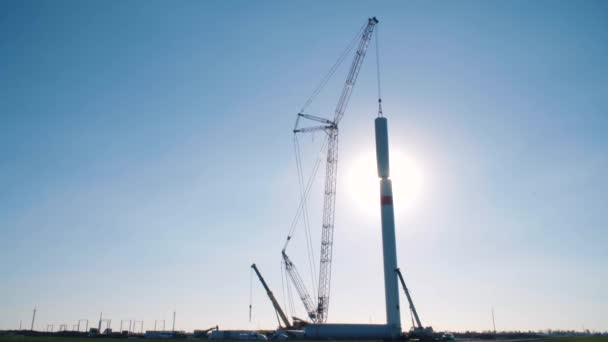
[172,311,176,332]
[155,320,164,331]
[30,307,37,331]
[491,307,496,334]
[133,320,143,334]
[77,319,88,332]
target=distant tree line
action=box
[448,330,607,340]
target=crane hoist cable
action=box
[293,135,318,297]
[280,260,287,318]
[410,310,416,330]
[289,25,367,261]
[281,259,296,319]
[283,136,327,315]
[249,267,253,322]
[288,23,365,242]
[299,24,366,113]
[284,138,327,251]
[285,263,296,317]
[375,25,383,117]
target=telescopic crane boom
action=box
[251,264,291,329]
[396,268,423,330]
[288,17,379,324]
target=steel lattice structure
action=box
[286,17,379,324]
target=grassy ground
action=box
[533,338,608,342]
[0,337,134,342]
[0,335,607,342]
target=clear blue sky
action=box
[1,0,607,333]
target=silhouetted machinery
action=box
[251,263,292,329]
[193,326,219,339]
[396,268,436,340]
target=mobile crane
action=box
[396,268,435,340]
[251,263,292,329]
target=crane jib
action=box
[288,17,378,324]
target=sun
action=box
[344,149,423,217]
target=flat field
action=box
[1,336,607,342]
[0,337,132,342]
[532,339,608,342]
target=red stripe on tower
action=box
[381,196,393,205]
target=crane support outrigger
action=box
[284,17,379,324]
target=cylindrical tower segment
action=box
[375,116,401,337]
[375,117,390,178]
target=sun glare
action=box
[345,150,423,217]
